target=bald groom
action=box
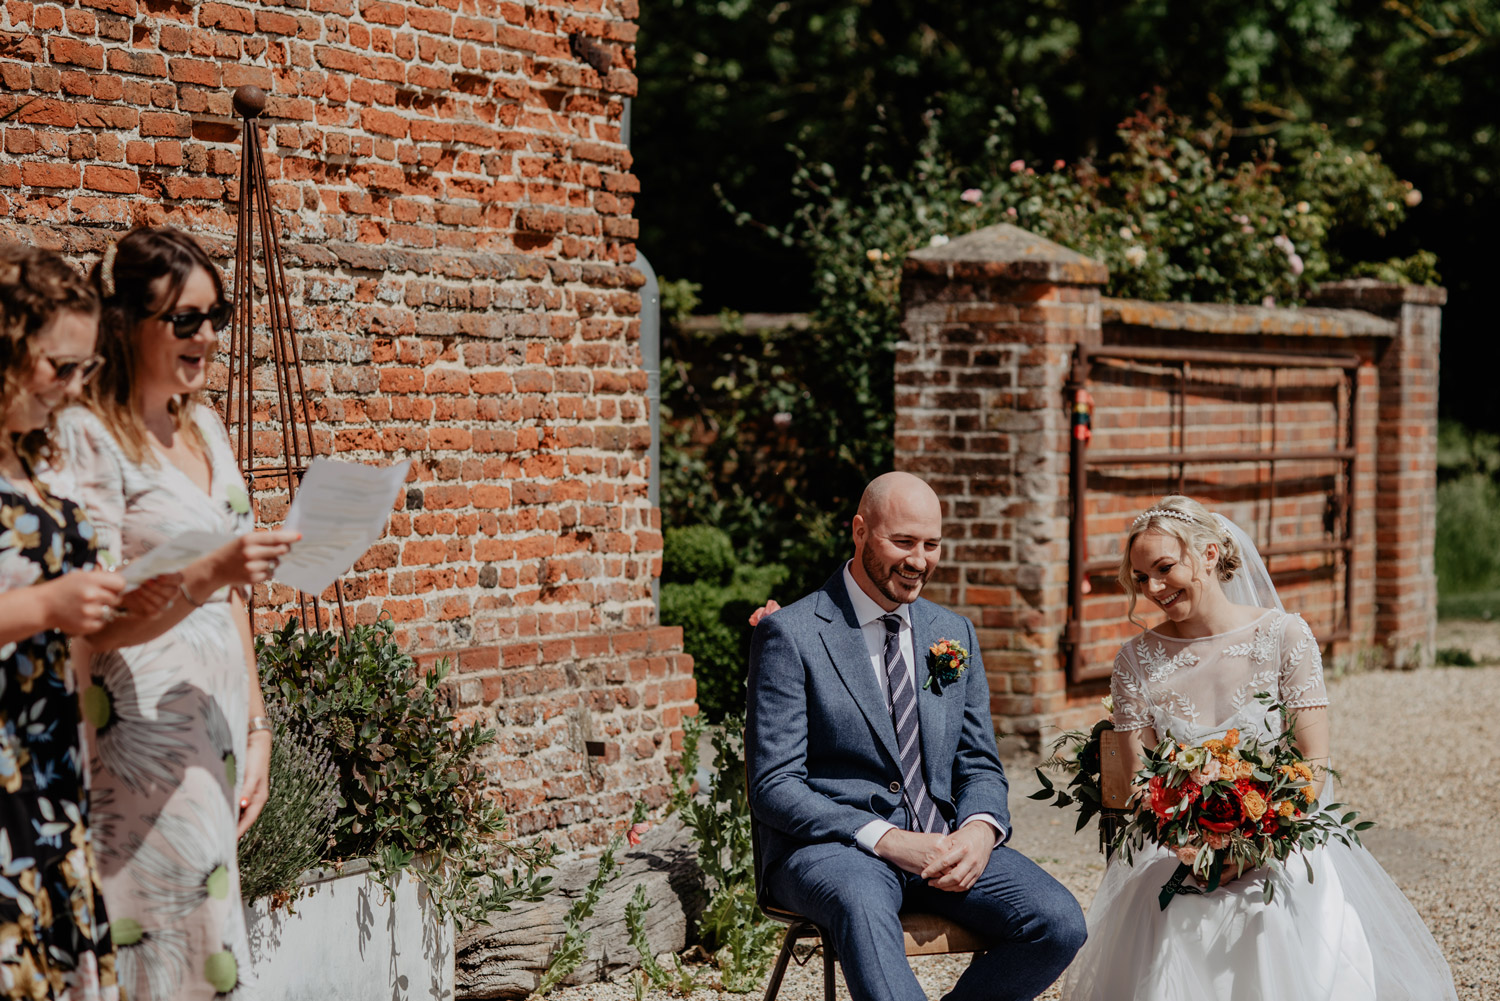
[746,472,1085,1001]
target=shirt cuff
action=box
[855,819,898,855]
[959,814,1005,845]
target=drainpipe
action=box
[624,96,663,612]
[638,251,661,612]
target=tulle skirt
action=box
[1060,839,1457,1001]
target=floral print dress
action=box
[51,406,254,1001]
[0,471,119,1001]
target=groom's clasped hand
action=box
[879,823,998,891]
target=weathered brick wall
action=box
[898,225,1441,745]
[1067,299,1386,691]
[1,0,693,850]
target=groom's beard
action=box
[862,546,931,605]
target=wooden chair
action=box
[1098,729,1134,860]
[752,820,987,1001]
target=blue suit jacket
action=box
[746,570,1011,883]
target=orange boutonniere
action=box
[925,638,969,692]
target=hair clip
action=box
[1132,508,1197,527]
[100,243,117,298]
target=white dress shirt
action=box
[841,563,1005,855]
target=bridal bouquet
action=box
[1115,695,1373,908]
[1038,694,1372,908]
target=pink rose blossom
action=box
[1009,159,1025,173]
[1189,758,1222,786]
[960,188,983,204]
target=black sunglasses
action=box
[164,300,234,339]
[42,354,105,385]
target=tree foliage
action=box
[635,0,1500,430]
[660,100,1424,590]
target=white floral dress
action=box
[1061,610,1457,1000]
[51,406,255,1001]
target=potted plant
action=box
[240,618,557,1000]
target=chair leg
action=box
[762,929,798,1001]
[821,934,836,1001]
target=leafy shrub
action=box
[256,618,558,924]
[660,527,787,721]
[1435,647,1478,667]
[534,800,648,996]
[1435,421,1500,602]
[660,322,851,593]
[666,96,1428,584]
[663,525,736,585]
[674,715,780,993]
[237,700,339,907]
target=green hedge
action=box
[660,526,787,721]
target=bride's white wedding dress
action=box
[1062,609,1458,1000]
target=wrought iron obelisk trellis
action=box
[226,84,348,634]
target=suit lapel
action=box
[911,600,957,788]
[816,578,901,768]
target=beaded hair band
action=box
[100,243,117,298]
[1132,508,1197,528]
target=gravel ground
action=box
[549,622,1500,1001]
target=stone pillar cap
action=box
[1310,278,1447,309]
[904,224,1108,286]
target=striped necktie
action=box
[881,613,945,833]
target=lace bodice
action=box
[1110,609,1328,743]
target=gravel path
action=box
[549,624,1500,1001]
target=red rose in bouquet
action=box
[1148,774,1199,821]
[1198,790,1245,833]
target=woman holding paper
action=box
[52,228,298,1001]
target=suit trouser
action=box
[766,839,1087,1001]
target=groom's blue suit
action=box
[747,570,1085,1001]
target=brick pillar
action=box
[1311,281,1445,668]
[897,225,1107,743]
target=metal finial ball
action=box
[233,85,267,119]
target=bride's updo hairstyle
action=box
[1118,494,1243,624]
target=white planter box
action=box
[245,860,455,1001]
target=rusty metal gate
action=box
[1062,343,1361,684]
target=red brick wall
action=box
[1,0,693,849]
[899,227,1441,745]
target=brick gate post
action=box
[1311,281,1445,668]
[897,225,1107,744]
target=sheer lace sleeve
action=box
[1110,645,1154,732]
[51,408,126,567]
[1278,613,1329,709]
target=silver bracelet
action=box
[248,715,273,736]
[178,583,205,608]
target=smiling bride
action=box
[1060,494,1457,1001]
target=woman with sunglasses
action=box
[50,228,299,1001]
[0,244,136,1000]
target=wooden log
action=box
[457,814,705,999]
